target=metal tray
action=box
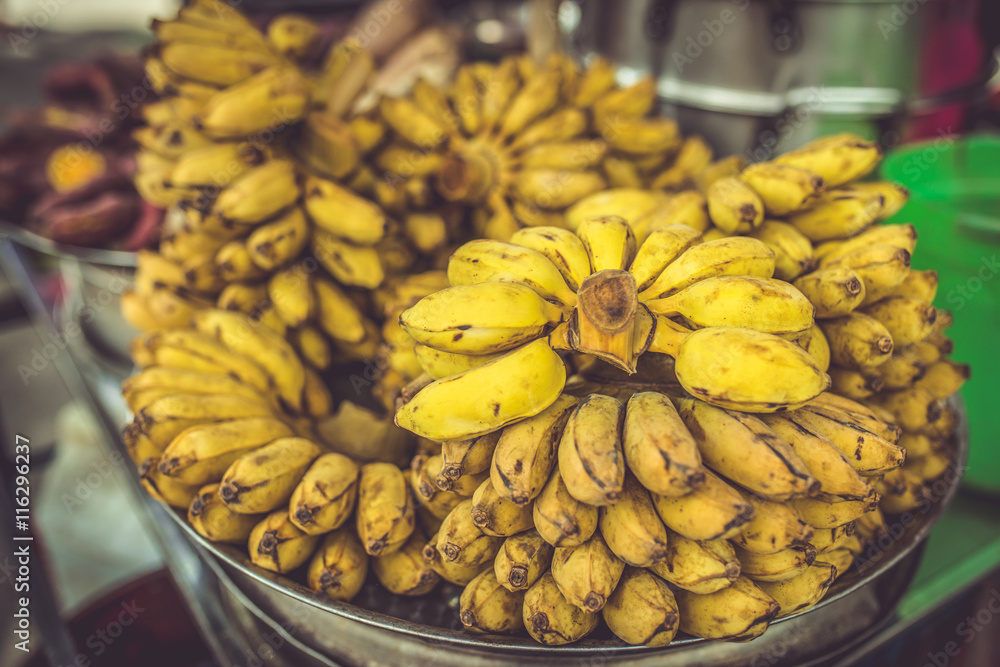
[155,399,969,666]
[0,219,138,267]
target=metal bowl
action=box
[155,399,968,666]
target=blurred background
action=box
[0,1,999,666]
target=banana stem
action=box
[568,270,639,373]
[436,147,495,203]
[646,316,689,357]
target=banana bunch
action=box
[393,216,827,441]
[374,52,710,243]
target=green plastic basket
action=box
[881,135,1000,494]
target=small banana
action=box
[448,239,578,308]
[509,226,593,291]
[828,366,884,400]
[706,176,764,234]
[622,392,705,497]
[870,386,944,432]
[808,523,856,553]
[196,67,309,139]
[215,240,267,283]
[789,494,880,529]
[732,494,814,555]
[159,42,278,87]
[893,269,939,302]
[815,223,917,267]
[304,176,386,245]
[576,215,637,272]
[634,191,711,238]
[188,483,262,544]
[289,452,359,535]
[166,141,268,189]
[798,324,832,372]
[139,457,200,509]
[140,329,272,393]
[627,226,703,290]
[470,479,534,537]
[137,392,276,450]
[494,529,554,592]
[748,220,816,281]
[678,399,817,501]
[372,529,440,596]
[312,230,385,289]
[193,309,306,413]
[121,367,268,414]
[675,576,780,641]
[807,393,901,443]
[860,296,937,347]
[786,188,884,242]
[249,510,320,574]
[819,313,894,370]
[400,282,564,355]
[523,572,599,646]
[639,236,775,300]
[441,431,501,481]
[652,469,754,541]
[306,527,369,601]
[825,244,912,305]
[735,543,817,583]
[356,462,415,556]
[843,181,909,219]
[436,499,504,569]
[775,409,904,476]
[649,529,740,594]
[513,169,607,210]
[760,414,873,502]
[532,467,599,548]
[459,569,525,635]
[758,562,837,617]
[598,473,669,567]
[603,567,679,647]
[557,394,625,506]
[646,276,815,336]
[793,266,866,319]
[877,467,932,514]
[915,359,971,399]
[312,276,368,344]
[219,437,321,514]
[266,269,314,328]
[550,532,625,612]
[740,163,825,216]
[158,417,293,486]
[650,135,713,190]
[245,207,310,272]
[773,133,881,188]
[421,532,489,586]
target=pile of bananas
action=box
[377,52,708,241]
[119,2,966,650]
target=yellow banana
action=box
[400,282,564,355]
[312,276,368,344]
[798,324,832,372]
[509,226,593,291]
[777,409,904,476]
[470,479,534,537]
[773,133,882,187]
[159,42,278,87]
[140,329,272,393]
[448,239,578,308]
[440,431,500,482]
[459,569,525,634]
[266,13,319,58]
[650,135,713,190]
[215,240,267,283]
[557,394,625,506]
[395,338,567,442]
[760,413,873,502]
[815,223,917,266]
[293,112,360,179]
[870,386,944,432]
[893,269,939,302]
[373,529,440,597]
[288,453,359,535]
[639,236,775,300]
[740,163,825,216]
[757,562,837,617]
[598,473,669,567]
[212,159,299,225]
[196,67,309,139]
[622,391,705,497]
[312,230,385,289]
[421,531,490,586]
[121,367,268,413]
[602,567,680,647]
[139,457,200,509]
[494,529,553,592]
[793,266,867,319]
[843,181,909,219]
[808,523,856,553]
[245,207,310,271]
[166,141,268,189]
[306,527,368,601]
[819,313,894,370]
[706,176,764,234]
[828,366,883,399]
[678,399,817,501]
[860,296,937,347]
[564,188,664,233]
[523,572,599,646]
[607,115,681,155]
[250,510,320,574]
[304,175,387,245]
[627,225,703,291]
[513,168,607,211]
[576,215,637,273]
[748,220,816,281]
[356,462,415,556]
[675,577,779,641]
[650,529,740,594]
[218,437,321,514]
[807,393,901,443]
[825,244,912,305]
[436,499,504,569]
[550,532,625,613]
[735,543,817,583]
[915,359,970,399]
[188,483,262,544]
[652,469,754,541]
[732,494,814,555]
[533,467,599,548]
[646,276,815,336]
[136,392,276,450]
[789,494,880,529]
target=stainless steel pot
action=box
[564,0,995,156]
